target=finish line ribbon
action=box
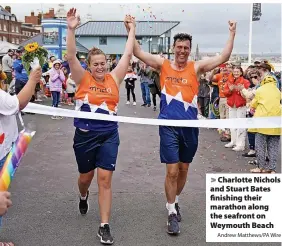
[23,103,281,129]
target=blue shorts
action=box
[159,126,199,164]
[73,128,120,173]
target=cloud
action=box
[7,3,281,54]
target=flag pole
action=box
[248,3,253,65]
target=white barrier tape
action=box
[23,103,281,129]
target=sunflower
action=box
[24,42,39,52]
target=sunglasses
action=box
[251,76,258,79]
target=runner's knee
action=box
[166,166,179,181]
[97,171,112,189]
[79,172,94,185]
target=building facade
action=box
[24,8,55,26]
[0,5,40,44]
[75,21,180,58]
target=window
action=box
[3,24,7,31]
[16,26,19,33]
[12,38,15,43]
[5,15,9,20]
[11,25,14,32]
[0,36,2,41]
[0,15,4,19]
[11,17,15,21]
[16,38,19,44]
[3,36,7,41]
[99,37,107,45]
[0,24,1,30]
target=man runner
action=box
[125,18,237,234]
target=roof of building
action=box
[76,21,180,37]
[21,24,40,31]
[0,6,12,17]
[19,33,89,53]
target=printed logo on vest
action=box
[165,76,189,85]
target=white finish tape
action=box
[23,103,281,129]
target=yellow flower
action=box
[24,42,39,52]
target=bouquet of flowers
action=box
[22,42,48,75]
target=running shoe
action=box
[175,203,181,222]
[79,190,89,215]
[167,213,180,235]
[97,224,114,245]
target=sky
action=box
[2,3,281,54]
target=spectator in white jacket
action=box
[0,67,41,234]
[0,67,42,169]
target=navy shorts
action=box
[159,126,199,164]
[73,128,120,173]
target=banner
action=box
[23,103,282,129]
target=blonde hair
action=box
[87,47,106,65]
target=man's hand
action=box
[228,20,237,34]
[0,192,12,216]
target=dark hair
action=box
[233,66,244,76]
[173,33,192,48]
[87,47,106,65]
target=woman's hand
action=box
[67,8,81,30]
[237,84,245,91]
[29,67,42,84]
[0,192,12,216]
[229,84,235,91]
[124,15,135,32]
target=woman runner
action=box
[66,8,136,245]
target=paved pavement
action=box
[0,86,280,246]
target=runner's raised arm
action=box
[124,17,164,71]
[66,8,85,85]
[111,15,136,85]
[195,20,237,75]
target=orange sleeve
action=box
[212,74,220,85]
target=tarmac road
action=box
[0,86,280,246]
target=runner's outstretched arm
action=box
[66,8,85,85]
[111,15,136,85]
[195,20,237,75]
[124,17,164,71]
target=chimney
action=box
[31,11,34,16]
[38,13,42,24]
[5,6,11,13]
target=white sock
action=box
[175,195,179,204]
[80,194,87,200]
[166,202,177,215]
[101,223,109,227]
